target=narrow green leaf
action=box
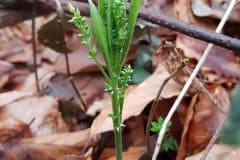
[88,0,109,66]
[121,0,142,65]
[125,0,142,52]
[107,0,113,55]
[98,0,105,19]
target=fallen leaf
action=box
[0,95,68,136]
[185,144,240,160]
[23,129,91,147]
[177,85,230,159]
[44,34,105,74]
[38,15,72,53]
[0,91,32,107]
[176,34,240,79]
[14,68,55,94]
[90,64,181,135]
[0,141,91,160]
[174,0,216,30]
[107,146,146,160]
[191,0,240,23]
[0,61,14,89]
[0,117,32,141]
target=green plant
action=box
[69,1,142,159]
[151,117,177,152]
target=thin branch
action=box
[152,0,236,159]
[54,0,87,110]
[138,10,240,53]
[32,0,41,95]
[146,59,187,154]
[2,0,240,53]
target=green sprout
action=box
[151,117,178,152]
[69,1,142,159]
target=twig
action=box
[54,0,87,110]
[152,0,236,159]
[2,0,240,53]
[146,59,188,154]
[138,10,240,53]
[32,0,41,95]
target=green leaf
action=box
[88,0,109,65]
[150,117,172,133]
[124,0,142,55]
[98,0,105,19]
[162,136,178,152]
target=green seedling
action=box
[151,117,178,152]
[69,1,142,160]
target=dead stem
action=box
[32,0,41,95]
[55,0,87,110]
[146,59,187,155]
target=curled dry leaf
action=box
[90,64,181,135]
[0,95,68,136]
[185,144,240,160]
[176,85,230,160]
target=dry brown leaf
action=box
[0,95,68,136]
[23,129,90,147]
[185,144,240,160]
[191,0,240,23]
[0,117,32,141]
[44,35,105,74]
[90,64,181,135]
[176,34,240,79]
[106,147,146,160]
[0,142,91,160]
[74,73,105,108]
[174,0,216,29]
[0,61,14,89]
[174,0,240,80]
[0,91,33,107]
[177,85,230,160]
[14,68,55,94]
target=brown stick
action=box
[146,59,188,154]
[32,0,41,95]
[54,0,87,110]
[1,0,240,53]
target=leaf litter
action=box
[0,1,239,159]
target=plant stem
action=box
[146,60,187,154]
[32,0,41,95]
[111,81,123,160]
[113,126,123,160]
